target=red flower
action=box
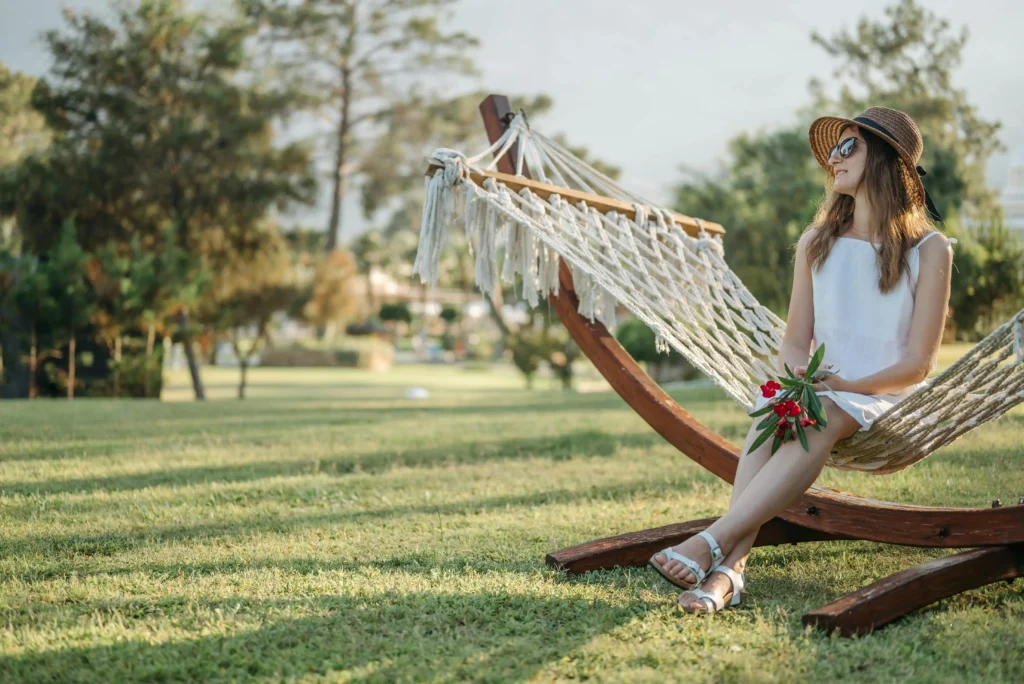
[760,380,782,399]
[775,424,788,439]
[773,403,788,416]
[800,417,817,427]
[786,400,801,417]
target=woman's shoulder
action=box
[912,230,957,254]
[913,231,955,275]
[797,226,819,251]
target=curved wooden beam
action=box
[803,545,1024,636]
[478,93,1024,552]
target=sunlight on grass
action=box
[0,360,1021,682]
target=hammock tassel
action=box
[463,187,484,257]
[538,240,560,297]
[413,163,460,288]
[501,219,525,285]
[598,286,618,329]
[572,265,598,322]
[474,198,500,300]
[655,334,671,355]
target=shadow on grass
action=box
[0,430,663,500]
[3,383,735,448]
[0,590,659,682]
[0,415,379,465]
[2,475,708,568]
[2,552,598,629]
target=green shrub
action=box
[379,302,412,323]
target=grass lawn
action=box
[1,358,1022,682]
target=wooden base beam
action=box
[803,545,1024,636]
[546,516,851,574]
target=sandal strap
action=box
[659,547,708,584]
[709,564,745,607]
[686,587,725,613]
[696,530,725,568]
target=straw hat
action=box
[808,106,942,222]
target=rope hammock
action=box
[413,114,1024,474]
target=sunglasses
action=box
[830,136,858,159]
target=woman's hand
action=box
[796,364,846,392]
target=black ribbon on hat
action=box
[853,116,944,223]
[914,166,944,224]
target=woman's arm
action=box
[778,230,816,373]
[832,235,954,395]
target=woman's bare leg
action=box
[673,420,771,606]
[655,399,859,593]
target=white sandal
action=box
[679,564,746,615]
[648,530,725,590]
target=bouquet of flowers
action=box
[748,343,836,455]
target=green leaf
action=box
[749,424,776,454]
[757,413,777,430]
[795,421,809,451]
[809,392,828,428]
[770,433,782,455]
[805,343,825,379]
[749,403,775,418]
[783,363,795,378]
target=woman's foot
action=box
[652,534,716,586]
[678,566,740,614]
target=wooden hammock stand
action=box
[472,94,1023,636]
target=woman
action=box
[649,106,956,614]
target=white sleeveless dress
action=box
[753,231,954,431]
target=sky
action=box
[1,0,1022,239]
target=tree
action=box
[505,315,579,391]
[672,0,1007,317]
[243,0,479,251]
[945,219,1024,340]
[0,64,49,168]
[88,228,201,397]
[0,63,50,256]
[11,260,59,399]
[351,229,386,314]
[808,0,1002,220]
[198,228,300,398]
[302,249,361,339]
[0,251,28,386]
[0,0,317,399]
[11,223,94,398]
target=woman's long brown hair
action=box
[805,129,935,293]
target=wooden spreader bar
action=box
[425,165,725,238]
[476,93,1024,636]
